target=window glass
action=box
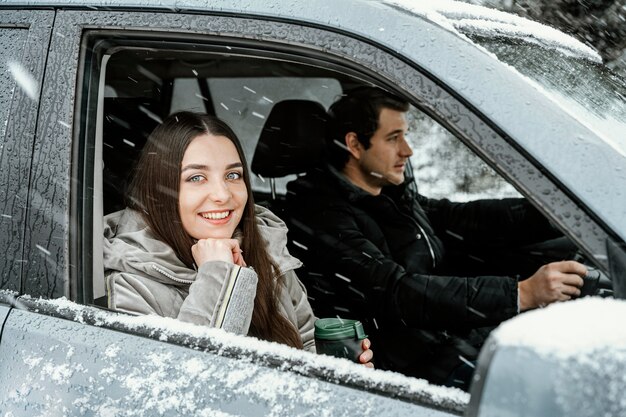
[0,29,28,142]
[407,107,520,201]
[464,34,626,157]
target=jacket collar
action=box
[325,164,416,204]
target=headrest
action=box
[252,100,327,178]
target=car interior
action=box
[90,39,611,313]
[93,45,367,305]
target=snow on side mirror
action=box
[466,298,626,417]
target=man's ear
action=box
[345,132,362,160]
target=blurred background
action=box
[463,0,626,78]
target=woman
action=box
[103,111,372,364]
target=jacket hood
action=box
[254,204,302,273]
[103,205,302,284]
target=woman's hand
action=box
[358,338,374,368]
[192,238,246,267]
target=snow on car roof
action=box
[386,0,602,62]
[493,297,626,358]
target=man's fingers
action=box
[558,293,573,301]
[561,273,584,288]
[555,260,588,277]
[561,284,581,298]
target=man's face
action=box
[357,108,412,188]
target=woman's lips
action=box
[198,210,233,225]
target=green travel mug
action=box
[314,318,367,362]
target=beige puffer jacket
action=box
[103,205,316,352]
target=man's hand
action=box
[192,239,246,267]
[518,261,587,311]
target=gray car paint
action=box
[0,10,54,293]
[0,297,464,416]
[0,1,625,416]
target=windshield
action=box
[464,33,626,158]
[457,33,626,240]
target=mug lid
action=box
[314,318,367,340]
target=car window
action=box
[90,38,525,311]
[171,76,342,194]
[407,108,519,201]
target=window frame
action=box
[0,10,54,297]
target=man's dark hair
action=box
[326,86,409,169]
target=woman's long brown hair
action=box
[127,111,303,349]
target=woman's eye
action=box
[188,175,204,183]
[226,171,242,181]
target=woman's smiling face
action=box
[178,133,248,240]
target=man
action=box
[285,87,586,388]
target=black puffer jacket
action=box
[285,166,559,384]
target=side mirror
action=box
[466,297,626,417]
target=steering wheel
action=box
[580,267,613,298]
[519,236,614,298]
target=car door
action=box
[0,6,468,416]
[2,295,466,416]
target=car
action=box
[1,0,625,415]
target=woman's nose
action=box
[207,179,231,203]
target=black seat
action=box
[251,99,327,202]
[251,99,343,316]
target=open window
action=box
[79,32,529,309]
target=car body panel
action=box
[0,297,466,416]
[0,10,54,293]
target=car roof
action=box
[1,0,598,60]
